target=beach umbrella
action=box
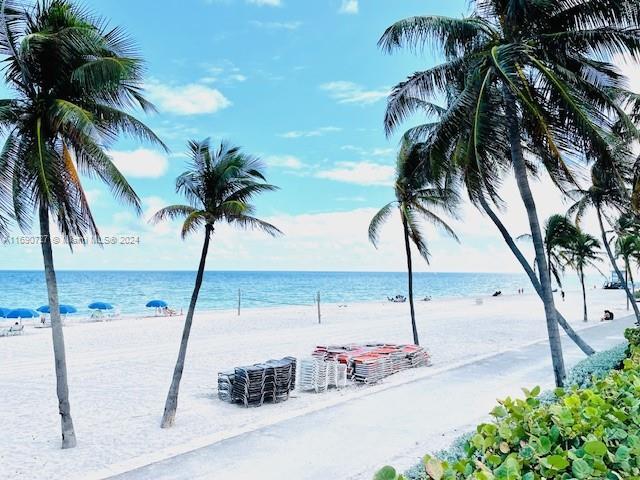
[146,300,168,308]
[6,308,39,319]
[0,307,11,318]
[37,305,77,315]
[88,302,113,310]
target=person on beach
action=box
[601,310,614,321]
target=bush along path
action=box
[375,329,640,480]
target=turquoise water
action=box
[0,270,605,316]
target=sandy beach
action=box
[0,287,632,479]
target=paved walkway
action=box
[111,317,633,480]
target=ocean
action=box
[0,270,606,316]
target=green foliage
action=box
[0,0,164,240]
[377,347,640,480]
[564,343,628,389]
[374,466,405,480]
[151,140,281,239]
[624,328,640,348]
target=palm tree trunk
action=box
[478,194,595,355]
[579,268,587,322]
[401,214,419,345]
[161,225,212,428]
[39,205,77,449]
[504,90,566,386]
[626,262,636,310]
[596,207,640,324]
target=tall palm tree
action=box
[152,139,281,428]
[566,230,602,322]
[0,0,163,448]
[569,163,640,324]
[379,0,640,385]
[519,215,578,298]
[400,89,596,355]
[616,234,640,306]
[368,141,459,346]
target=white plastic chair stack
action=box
[326,360,338,387]
[315,359,329,393]
[336,363,347,389]
[298,357,329,393]
[298,358,318,392]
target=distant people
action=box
[601,310,614,321]
[492,290,502,297]
[561,290,565,302]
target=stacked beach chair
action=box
[311,342,430,385]
[218,356,296,407]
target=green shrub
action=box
[405,433,475,480]
[376,347,640,479]
[625,327,640,347]
[564,342,628,389]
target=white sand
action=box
[0,287,632,479]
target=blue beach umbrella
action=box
[146,299,168,308]
[88,302,113,310]
[6,308,39,319]
[0,307,11,318]
[37,305,77,315]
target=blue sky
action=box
[0,0,626,274]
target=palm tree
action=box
[569,163,640,324]
[566,230,602,322]
[379,0,640,385]
[477,194,595,355]
[398,88,595,355]
[0,0,163,448]
[519,215,578,299]
[368,141,459,346]
[616,234,640,306]
[152,139,281,428]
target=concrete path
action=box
[111,316,634,480]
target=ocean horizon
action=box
[0,269,607,315]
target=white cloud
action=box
[341,145,395,157]
[229,74,247,82]
[109,149,169,179]
[320,81,389,105]
[85,189,102,205]
[264,155,304,170]
[247,0,281,6]
[146,81,231,115]
[339,0,358,14]
[250,20,301,30]
[279,126,341,138]
[316,161,395,186]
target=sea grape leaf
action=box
[424,457,444,480]
[374,466,398,480]
[572,458,593,479]
[584,440,608,457]
[544,455,570,471]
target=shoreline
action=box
[11,285,617,326]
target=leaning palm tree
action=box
[368,141,459,346]
[616,234,640,306]
[519,215,578,298]
[152,139,281,428]
[0,0,163,448]
[400,87,596,355]
[566,230,602,322]
[379,0,640,385]
[569,163,640,324]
